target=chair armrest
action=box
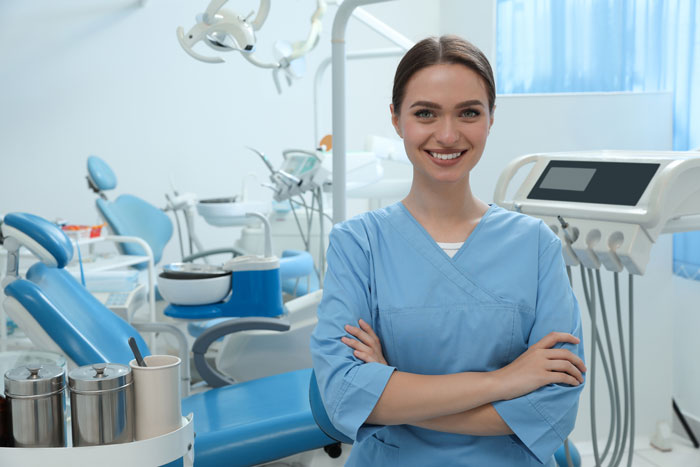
[192,317,290,388]
[182,247,243,263]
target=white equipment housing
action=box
[494,150,700,275]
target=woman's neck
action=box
[402,176,489,243]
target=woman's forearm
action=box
[412,403,513,436]
[366,370,501,425]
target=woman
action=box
[310,35,585,466]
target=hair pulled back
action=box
[392,35,496,116]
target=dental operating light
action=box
[177,0,327,93]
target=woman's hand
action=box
[341,319,388,365]
[493,332,586,401]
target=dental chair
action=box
[86,155,242,267]
[0,212,349,466]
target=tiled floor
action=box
[577,435,700,466]
[264,435,700,466]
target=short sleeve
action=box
[310,223,395,441]
[493,224,585,463]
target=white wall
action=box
[439,0,497,64]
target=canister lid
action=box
[68,363,132,392]
[4,364,65,397]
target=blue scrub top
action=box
[310,203,585,466]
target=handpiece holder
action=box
[494,150,700,275]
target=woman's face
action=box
[391,63,494,186]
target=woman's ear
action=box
[488,105,496,133]
[390,104,402,138]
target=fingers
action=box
[345,321,382,351]
[343,320,387,365]
[548,371,582,387]
[531,331,580,350]
[341,336,380,363]
[341,336,372,354]
[547,360,584,384]
[358,319,380,342]
[545,348,587,373]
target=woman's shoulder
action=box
[486,204,560,249]
[330,203,401,240]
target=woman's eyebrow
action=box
[455,100,485,108]
[409,99,485,109]
[409,100,440,109]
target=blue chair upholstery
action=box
[3,213,73,268]
[2,212,345,467]
[96,195,173,266]
[87,155,117,192]
[182,368,333,467]
[5,263,150,365]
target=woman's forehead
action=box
[403,63,489,107]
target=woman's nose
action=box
[435,118,459,146]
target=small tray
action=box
[0,414,194,467]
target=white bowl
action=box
[157,273,232,306]
[197,200,270,227]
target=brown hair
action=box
[392,35,496,115]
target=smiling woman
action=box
[392,64,493,192]
[310,35,586,466]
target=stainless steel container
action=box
[69,363,133,446]
[4,364,66,447]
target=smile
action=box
[428,151,464,160]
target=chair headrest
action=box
[1,213,73,268]
[87,155,117,192]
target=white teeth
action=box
[429,151,463,160]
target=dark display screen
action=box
[527,160,660,206]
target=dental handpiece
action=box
[246,146,275,174]
[557,215,576,245]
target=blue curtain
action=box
[496,0,700,280]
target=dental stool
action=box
[0,213,348,467]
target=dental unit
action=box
[495,150,700,467]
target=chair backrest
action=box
[87,155,118,194]
[96,195,173,266]
[1,213,151,366]
[1,213,74,268]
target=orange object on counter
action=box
[61,224,105,239]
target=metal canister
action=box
[4,364,66,447]
[69,363,133,446]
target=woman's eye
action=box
[414,109,435,119]
[461,109,480,118]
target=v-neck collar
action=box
[380,202,502,304]
[397,202,497,262]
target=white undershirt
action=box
[436,242,464,258]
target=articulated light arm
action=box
[177,0,326,93]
